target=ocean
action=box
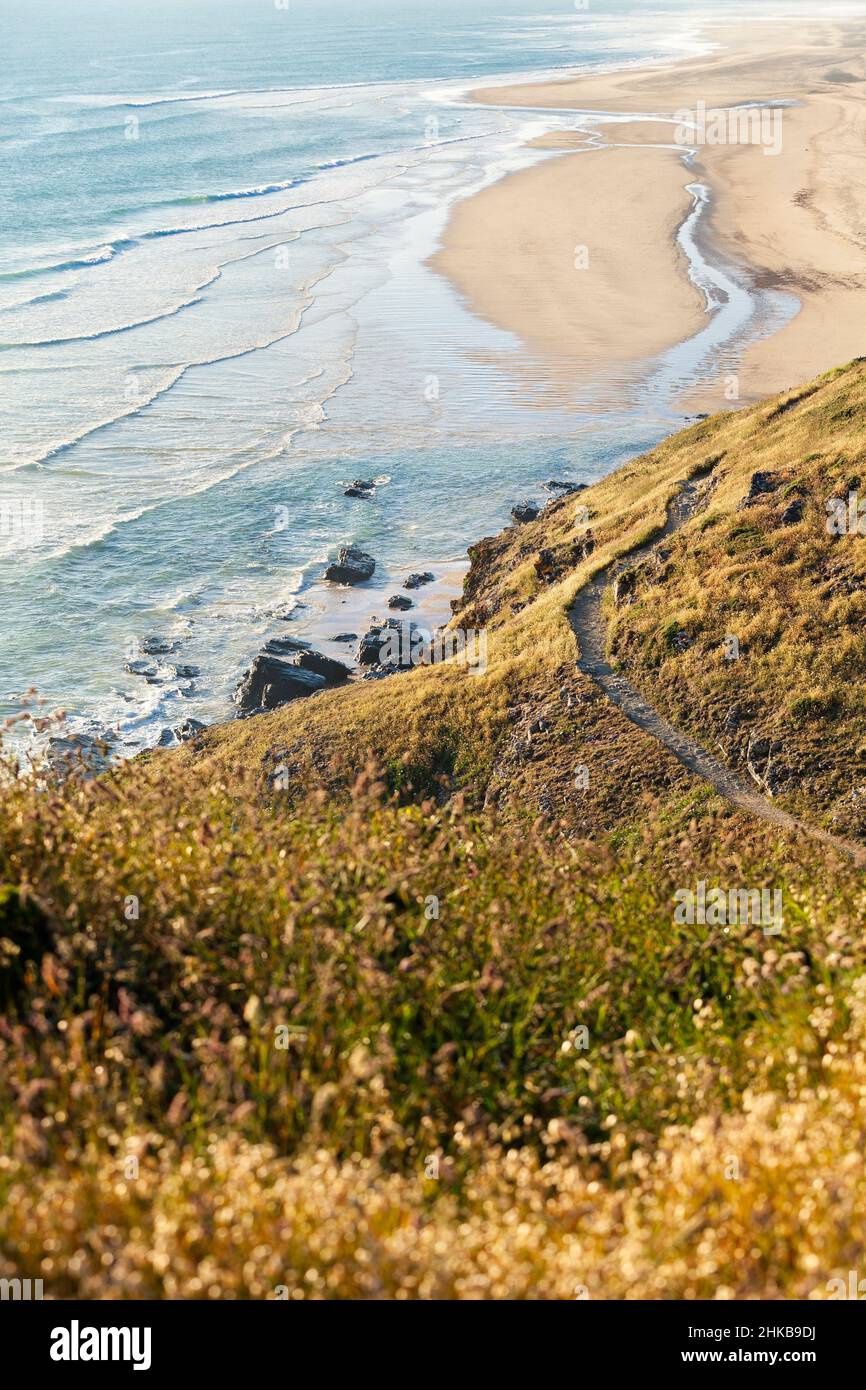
[0,0,800,754]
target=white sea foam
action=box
[0,4,801,756]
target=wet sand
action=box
[432,15,866,409]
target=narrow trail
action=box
[569,477,866,864]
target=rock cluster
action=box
[234,635,351,713]
[324,545,376,585]
[511,502,540,524]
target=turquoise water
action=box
[0,1,799,750]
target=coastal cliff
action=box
[2,360,866,1298]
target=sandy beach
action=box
[431,15,866,409]
[429,143,705,369]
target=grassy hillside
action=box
[2,360,866,1298]
[164,358,866,840]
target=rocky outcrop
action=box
[125,659,159,679]
[534,533,595,587]
[292,649,351,684]
[739,471,778,509]
[125,639,197,685]
[235,632,351,712]
[403,571,434,590]
[543,480,586,496]
[264,635,311,656]
[174,719,206,743]
[140,636,179,656]
[264,634,350,682]
[358,618,421,669]
[46,733,113,780]
[234,655,327,712]
[344,479,375,499]
[779,497,805,525]
[511,502,540,524]
[388,594,413,610]
[613,568,638,605]
[324,545,376,585]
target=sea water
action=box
[0,0,804,751]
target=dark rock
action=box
[262,634,349,684]
[332,632,357,643]
[534,533,596,586]
[290,649,351,684]
[613,568,638,605]
[140,636,178,656]
[358,626,388,666]
[324,545,376,585]
[358,618,421,668]
[403,571,435,590]
[264,635,312,657]
[511,502,540,525]
[388,594,414,610]
[739,471,779,508]
[174,719,207,742]
[543,480,586,495]
[46,733,112,780]
[234,655,327,712]
[779,497,805,525]
[125,659,158,678]
[157,727,176,747]
[270,602,301,622]
[535,549,559,583]
[172,664,200,679]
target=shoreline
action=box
[41,550,470,766]
[431,14,866,412]
[428,141,706,376]
[28,15,866,763]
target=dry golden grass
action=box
[147,358,866,842]
[607,361,866,834]
[2,752,865,1298]
[4,976,866,1300]
[4,360,866,1298]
